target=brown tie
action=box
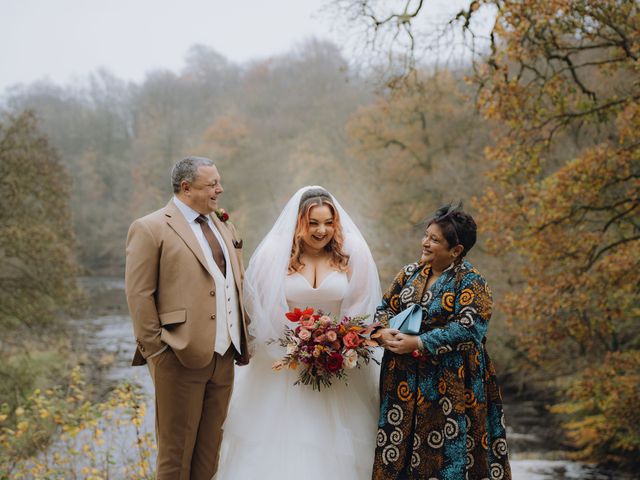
[195,215,226,277]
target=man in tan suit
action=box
[125,156,250,480]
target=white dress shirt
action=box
[173,196,242,355]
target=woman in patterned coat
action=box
[372,204,511,480]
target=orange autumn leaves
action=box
[470,0,640,467]
[473,0,639,366]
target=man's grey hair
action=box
[171,156,214,193]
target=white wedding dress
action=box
[216,186,381,480]
[216,270,379,479]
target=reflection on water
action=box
[76,277,634,480]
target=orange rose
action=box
[343,331,361,349]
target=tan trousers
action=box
[148,347,235,480]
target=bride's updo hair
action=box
[288,188,350,274]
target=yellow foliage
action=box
[0,368,156,479]
[552,352,640,465]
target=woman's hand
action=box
[385,333,422,355]
[373,328,400,347]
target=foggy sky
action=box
[0,0,337,91]
[1,0,486,93]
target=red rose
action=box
[343,331,362,349]
[327,352,343,373]
[215,208,230,222]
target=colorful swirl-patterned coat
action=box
[372,260,511,480]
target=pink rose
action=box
[300,315,317,328]
[326,330,338,342]
[298,328,311,341]
[319,315,332,326]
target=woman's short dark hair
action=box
[426,203,477,257]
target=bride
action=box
[216,186,382,479]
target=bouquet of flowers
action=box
[270,307,380,391]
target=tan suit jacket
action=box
[125,199,250,369]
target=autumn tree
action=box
[0,111,81,408]
[6,73,135,271]
[2,40,375,266]
[345,70,493,279]
[191,39,374,251]
[472,0,640,466]
[0,110,80,329]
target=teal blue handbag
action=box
[389,304,422,334]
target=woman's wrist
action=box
[410,336,426,358]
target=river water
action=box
[75,277,634,480]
